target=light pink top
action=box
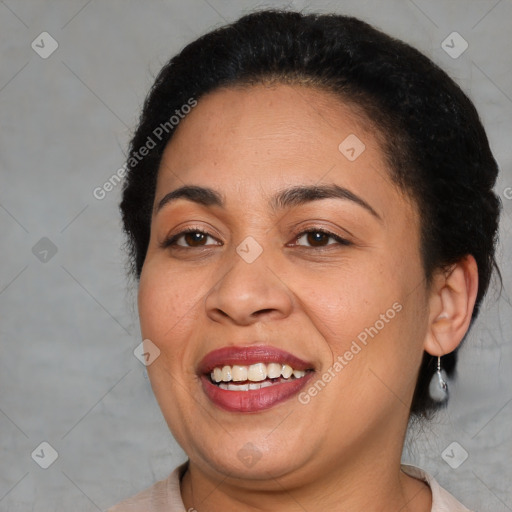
[106,461,473,511]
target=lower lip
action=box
[200,373,314,412]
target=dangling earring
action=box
[429,356,448,403]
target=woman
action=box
[108,9,501,511]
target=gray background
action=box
[1,0,511,510]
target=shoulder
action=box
[106,461,189,512]
[401,464,474,512]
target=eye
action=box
[161,228,221,249]
[160,227,351,250]
[290,228,351,248]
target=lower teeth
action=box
[215,375,300,391]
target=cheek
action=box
[282,259,396,347]
[298,252,425,383]
[137,261,206,357]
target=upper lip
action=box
[197,345,314,375]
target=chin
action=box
[187,431,312,483]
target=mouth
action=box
[209,361,311,389]
[198,345,315,412]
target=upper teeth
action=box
[210,363,306,383]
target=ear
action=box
[423,255,479,356]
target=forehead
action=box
[162,84,375,166]
[155,84,412,221]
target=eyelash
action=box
[160,226,352,250]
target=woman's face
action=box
[138,84,431,483]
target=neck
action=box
[180,424,432,512]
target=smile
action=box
[198,345,315,412]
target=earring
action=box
[429,356,448,403]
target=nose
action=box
[204,250,294,326]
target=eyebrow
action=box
[155,183,381,220]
